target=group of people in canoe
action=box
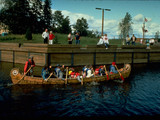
[24,56,121,82]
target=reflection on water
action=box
[0,62,160,118]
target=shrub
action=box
[25,28,32,40]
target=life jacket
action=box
[69,70,72,75]
[75,72,80,77]
[70,71,75,78]
[27,60,32,70]
[95,68,100,75]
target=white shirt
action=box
[42,31,49,39]
[86,69,94,78]
[103,36,109,44]
[132,37,136,42]
[126,37,130,42]
[97,38,104,45]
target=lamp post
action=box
[96,8,111,36]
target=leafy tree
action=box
[61,16,71,34]
[0,0,31,34]
[52,11,64,33]
[0,0,53,34]
[73,17,89,36]
[29,0,44,33]
[155,31,159,42]
[53,34,58,44]
[43,0,52,30]
[52,11,71,34]
[119,12,133,45]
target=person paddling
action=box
[54,64,65,80]
[41,65,49,81]
[110,62,118,74]
[24,56,35,77]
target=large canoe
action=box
[10,64,131,85]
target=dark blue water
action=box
[0,62,160,119]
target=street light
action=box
[96,8,111,36]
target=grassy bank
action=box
[0,33,122,46]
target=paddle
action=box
[15,66,32,84]
[104,65,109,80]
[65,67,68,85]
[46,72,53,81]
[115,65,124,81]
[81,71,84,85]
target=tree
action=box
[73,17,89,36]
[0,0,52,34]
[119,12,133,45]
[43,0,52,30]
[29,0,44,33]
[0,0,31,34]
[52,11,71,34]
[155,31,159,42]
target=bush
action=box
[53,34,59,44]
[25,28,32,40]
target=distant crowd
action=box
[42,28,80,45]
[42,28,154,50]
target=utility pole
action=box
[96,8,111,36]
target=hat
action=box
[99,66,103,68]
[29,56,33,59]
[56,64,61,67]
[112,62,116,65]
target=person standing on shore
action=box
[126,35,130,45]
[68,33,73,44]
[49,31,55,45]
[75,32,80,45]
[42,29,49,44]
[103,34,109,49]
[131,34,137,45]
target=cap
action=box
[112,62,116,65]
[29,56,33,59]
[56,64,61,67]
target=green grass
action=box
[0,33,123,46]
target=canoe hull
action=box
[10,64,131,85]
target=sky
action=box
[51,0,160,38]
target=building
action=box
[0,22,9,35]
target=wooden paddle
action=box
[81,71,84,85]
[65,67,68,85]
[15,66,32,84]
[46,72,53,81]
[104,65,109,80]
[115,65,124,81]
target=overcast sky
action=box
[52,0,160,38]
